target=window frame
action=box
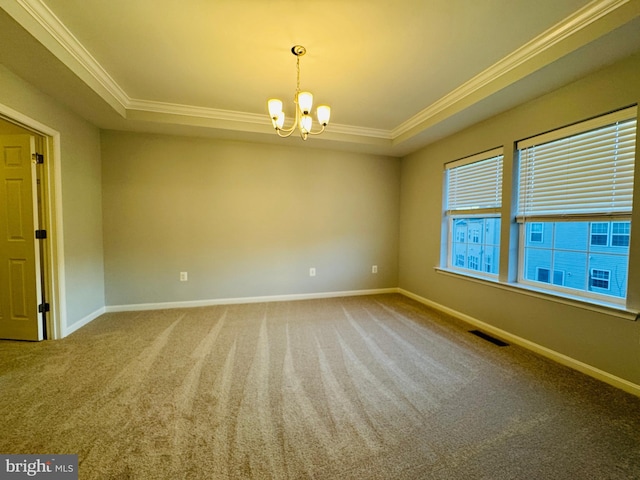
[590,269,611,291]
[529,222,544,243]
[611,221,631,247]
[443,148,504,279]
[515,107,636,306]
[590,222,610,247]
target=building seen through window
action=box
[522,221,630,299]
[451,218,500,275]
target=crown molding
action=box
[7,0,394,141]
[128,98,393,139]
[318,123,392,139]
[391,0,631,139]
[4,0,634,147]
[128,99,270,125]
[11,0,130,112]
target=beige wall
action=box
[2,32,639,390]
[0,64,105,331]
[101,132,400,306]
[399,52,640,385]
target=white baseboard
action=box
[62,306,106,337]
[105,288,400,313]
[398,288,640,398]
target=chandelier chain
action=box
[296,56,301,96]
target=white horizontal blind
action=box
[446,152,503,212]
[517,111,637,219]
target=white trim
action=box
[321,123,392,140]
[445,147,504,170]
[128,99,268,125]
[517,105,637,149]
[105,288,399,313]
[436,266,636,320]
[398,288,640,397]
[46,131,66,340]
[6,0,631,147]
[62,306,105,337]
[128,99,392,140]
[6,0,391,142]
[8,0,129,114]
[392,0,632,139]
[0,102,66,340]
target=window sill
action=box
[434,267,639,321]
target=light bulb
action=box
[268,99,283,119]
[300,114,312,133]
[316,105,331,126]
[298,92,313,115]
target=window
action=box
[589,221,631,247]
[590,269,611,290]
[536,267,550,283]
[529,223,543,243]
[485,256,493,273]
[470,227,480,243]
[590,223,609,246]
[517,107,636,303]
[536,267,564,286]
[444,148,504,278]
[612,222,630,247]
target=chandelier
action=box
[267,45,331,140]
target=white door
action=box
[0,134,43,340]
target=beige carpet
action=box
[1,294,639,479]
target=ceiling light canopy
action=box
[267,45,331,140]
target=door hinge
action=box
[38,303,50,313]
[32,153,44,164]
[35,229,47,239]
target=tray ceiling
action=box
[0,0,639,155]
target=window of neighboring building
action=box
[590,269,611,290]
[517,107,636,304]
[529,222,543,243]
[485,256,493,273]
[536,267,550,283]
[536,267,564,286]
[444,148,504,278]
[590,222,609,246]
[612,222,631,247]
[589,221,631,247]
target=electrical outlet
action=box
[372,265,378,274]
[180,272,188,281]
[309,267,316,277]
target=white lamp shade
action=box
[317,105,331,126]
[300,114,312,133]
[298,92,313,114]
[275,112,285,129]
[268,99,283,118]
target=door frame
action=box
[0,102,65,339]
